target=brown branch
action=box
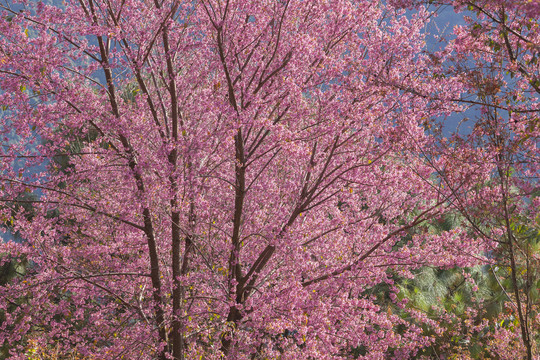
[302,201,443,287]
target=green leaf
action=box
[530,286,538,301]
[470,344,484,358]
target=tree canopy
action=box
[0,0,538,359]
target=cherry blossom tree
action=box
[0,0,492,359]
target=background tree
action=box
[377,1,540,358]
[422,0,540,358]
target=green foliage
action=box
[366,211,535,358]
[0,253,29,358]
